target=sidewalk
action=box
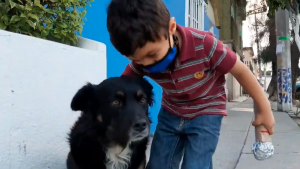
[146,98,300,169]
[214,98,300,169]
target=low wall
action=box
[0,30,106,169]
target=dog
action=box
[66,76,154,169]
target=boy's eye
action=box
[148,54,156,58]
[135,60,142,64]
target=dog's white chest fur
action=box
[105,145,132,169]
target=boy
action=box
[106,0,275,168]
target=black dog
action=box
[66,76,154,169]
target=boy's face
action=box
[127,18,177,66]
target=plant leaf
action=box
[36,4,46,11]
[25,0,33,4]
[25,4,32,11]
[0,3,10,13]
[53,33,60,39]
[10,15,21,23]
[1,15,10,24]
[28,13,39,21]
[34,0,40,6]
[20,13,27,18]
[2,0,94,46]
[26,20,36,29]
[54,28,59,34]
[60,22,67,28]
[9,1,16,9]
[15,4,25,10]
[0,21,7,29]
[41,30,48,37]
[60,30,66,36]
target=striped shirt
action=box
[122,24,237,119]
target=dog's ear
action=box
[139,78,155,107]
[120,75,155,106]
[71,83,95,111]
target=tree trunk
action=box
[268,61,277,101]
[266,16,277,101]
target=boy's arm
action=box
[122,62,144,76]
[204,33,275,134]
[229,59,274,134]
[203,32,236,74]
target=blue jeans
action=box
[146,108,223,169]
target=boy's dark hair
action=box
[107,0,171,56]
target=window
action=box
[244,61,250,67]
[185,0,206,30]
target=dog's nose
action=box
[133,119,147,132]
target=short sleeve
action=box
[203,33,237,74]
[122,61,144,76]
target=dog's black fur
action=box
[66,76,154,169]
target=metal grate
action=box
[186,0,205,30]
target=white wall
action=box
[0,30,106,169]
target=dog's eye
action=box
[112,100,120,106]
[139,98,146,104]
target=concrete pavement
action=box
[215,98,300,169]
[146,98,300,169]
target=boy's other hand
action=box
[252,110,275,135]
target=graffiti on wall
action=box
[277,68,292,104]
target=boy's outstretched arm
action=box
[203,32,275,135]
[229,59,275,134]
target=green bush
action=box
[0,0,93,45]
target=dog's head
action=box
[70,76,154,147]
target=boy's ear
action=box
[71,83,95,111]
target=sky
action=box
[242,0,269,52]
[242,0,272,70]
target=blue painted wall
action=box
[204,13,219,39]
[82,0,209,135]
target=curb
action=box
[270,101,300,127]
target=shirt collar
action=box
[176,24,196,63]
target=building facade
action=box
[210,0,247,101]
[243,47,259,77]
[81,0,219,134]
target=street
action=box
[146,98,300,169]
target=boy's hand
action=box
[229,60,275,135]
[252,109,275,135]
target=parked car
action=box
[296,81,300,94]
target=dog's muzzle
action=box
[130,119,149,142]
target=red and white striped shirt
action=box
[122,24,237,119]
